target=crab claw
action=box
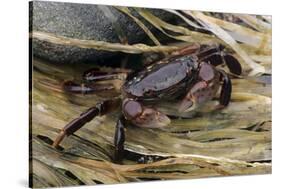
[178,80,217,113]
[133,107,171,128]
[178,98,195,113]
[122,99,170,128]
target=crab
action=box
[52,43,242,163]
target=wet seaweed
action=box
[30,9,271,187]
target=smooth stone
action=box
[30,1,176,64]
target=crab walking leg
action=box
[83,68,129,82]
[197,44,223,60]
[218,70,232,107]
[52,98,121,148]
[197,45,242,75]
[83,73,127,82]
[63,80,115,94]
[202,52,242,75]
[114,116,126,163]
[170,43,200,57]
[150,43,200,66]
[222,54,242,75]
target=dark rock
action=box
[30,1,176,64]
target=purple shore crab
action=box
[52,43,242,163]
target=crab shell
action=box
[122,56,199,100]
[121,55,222,128]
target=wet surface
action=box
[30,58,271,187]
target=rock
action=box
[30,1,176,64]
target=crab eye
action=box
[123,100,143,120]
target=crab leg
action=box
[143,43,201,67]
[114,116,126,163]
[52,98,121,148]
[63,80,115,94]
[218,69,232,107]
[61,69,129,95]
[198,45,242,75]
[197,44,223,60]
[221,54,242,75]
[170,43,200,57]
[83,68,129,82]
